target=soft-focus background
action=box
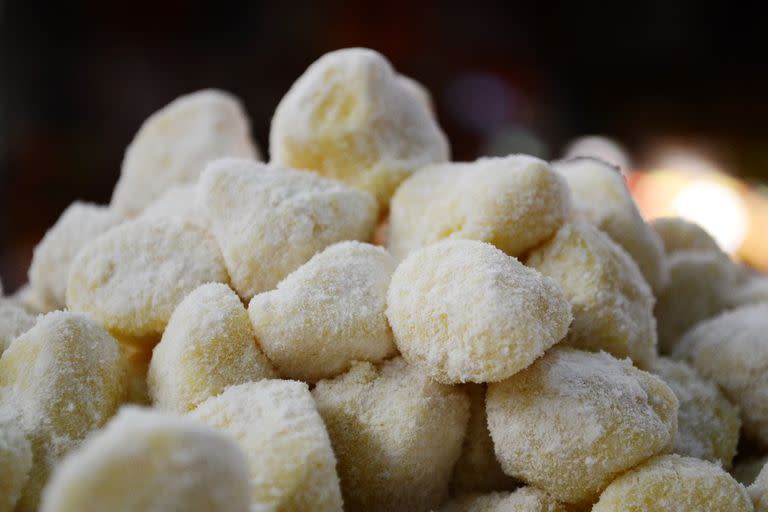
[2,1,768,290]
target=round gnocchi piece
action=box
[649,357,740,467]
[198,158,378,299]
[592,454,752,512]
[440,487,574,512]
[112,89,259,217]
[0,312,126,511]
[486,348,678,506]
[270,48,449,206]
[388,155,571,260]
[553,157,668,294]
[651,216,723,255]
[40,407,251,512]
[191,380,343,512]
[248,241,396,383]
[28,202,122,309]
[386,239,572,383]
[674,304,768,447]
[149,283,276,412]
[312,358,470,512]
[0,417,33,512]
[0,300,36,354]
[66,217,228,346]
[526,222,658,368]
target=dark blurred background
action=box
[2,1,768,290]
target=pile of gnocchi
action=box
[2,48,768,512]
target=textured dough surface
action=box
[451,383,517,493]
[139,183,209,228]
[312,358,470,512]
[270,48,449,206]
[248,241,396,382]
[592,454,752,512]
[649,357,740,467]
[656,249,736,353]
[66,217,228,344]
[0,312,126,511]
[486,348,678,505]
[9,284,57,314]
[388,155,571,260]
[149,283,275,412]
[112,89,258,217]
[198,158,378,299]
[191,380,343,512]
[40,407,251,512]
[553,157,668,294]
[749,460,768,512]
[29,202,122,308]
[387,239,572,383]
[439,487,575,512]
[526,222,657,368]
[674,304,768,447]
[651,216,723,255]
[0,416,33,512]
[0,300,36,354]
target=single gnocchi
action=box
[149,283,276,412]
[270,48,449,207]
[312,358,470,512]
[387,239,572,383]
[39,407,251,512]
[248,241,397,383]
[486,348,678,506]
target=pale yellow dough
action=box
[592,454,752,512]
[270,48,449,206]
[388,155,570,260]
[66,217,228,345]
[526,222,658,368]
[0,416,32,512]
[649,357,740,467]
[0,312,126,511]
[312,358,470,512]
[248,241,396,383]
[386,239,572,383]
[29,202,122,308]
[439,487,574,512]
[149,283,275,412]
[39,407,251,512]
[486,348,678,506]
[112,89,259,217]
[553,157,668,294]
[198,158,378,299]
[190,380,343,512]
[674,304,768,447]
[138,183,209,229]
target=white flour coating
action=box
[651,216,724,255]
[750,459,768,511]
[486,348,678,506]
[396,74,434,116]
[248,241,397,383]
[649,357,740,467]
[40,407,251,512]
[198,158,378,299]
[386,239,572,383]
[388,155,571,260]
[553,157,669,294]
[190,380,343,512]
[29,202,122,309]
[312,358,470,512]
[0,312,126,511]
[593,454,752,512]
[149,283,275,412]
[674,304,768,447]
[270,48,449,206]
[112,89,259,217]
[138,183,209,229]
[439,487,574,512]
[0,300,36,354]
[9,284,57,315]
[66,217,228,345]
[0,416,32,512]
[450,383,518,493]
[655,249,737,353]
[526,222,658,368]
